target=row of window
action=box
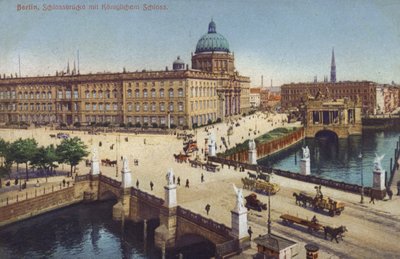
[84,102,184,112]
[190,100,216,111]
[190,87,216,98]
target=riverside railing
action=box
[208,156,373,196]
[0,184,73,208]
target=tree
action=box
[0,139,13,188]
[9,138,38,181]
[56,137,88,177]
[31,144,58,182]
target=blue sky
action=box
[0,0,399,86]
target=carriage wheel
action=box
[337,211,342,216]
[329,210,335,217]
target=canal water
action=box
[259,129,400,187]
[0,200,214,259]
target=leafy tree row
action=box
[0,137,89,187]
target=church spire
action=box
[330,48,336,83]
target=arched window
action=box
[127,89,132,98]
[135,103,140,112]
[169,88,174,98]
[160,88,164,97]
[160,102,165,111]
[169,102,174,112]
[42,92,46,99]
[30,92,34,99]
[98,90,103,98]
[92,90,96,98]
[151,102,156,112]
[85,90,90,98]
[127,103,132,111]
[178,88,183,97]
[24,92,28,99]
[18,92,22,99]
[151,89,156,98]
[143,102,148,111]
[135,89,140,98]
[113,89,117,98]
[36,92,40,99]
[143,89,148,98]
[106,90,110,98]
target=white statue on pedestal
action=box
[92,147,98,161]
[232,184,245,211]
[302,146,310,159]
[166,168,174,185]
[249,139,256,151]
[374,153,385,171]
[122,156,129,172]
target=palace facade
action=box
[0,20,250,129]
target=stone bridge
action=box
[78,173,247,258]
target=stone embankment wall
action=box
[225,128,305,162]
[0,177,93,227]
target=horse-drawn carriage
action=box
[173,153,190,163]
[241,177,280,195]
[101,159,117,167]
[183,140,198,154]
[280,214,348,243]
[245,193,267,212]
[293,188,345,217]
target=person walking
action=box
[387,189,393,200]
[201,173,204,183]
[136,179,139,189]
[185,179,190,188]
[177,177,181,186]
[205,204,210,215]
[150,181,154,191]
[369,195,375,204]
[248,226,253,240]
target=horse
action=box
[247,172,257,180]
[293,192,303,206]
[101,159,109,166]
[323,225,348,243]
[108,160,117,167]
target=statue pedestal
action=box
[90,159,100,175]
[371,169,386,199]
[248,150,257,165]
[300,158,310,175]
[230,208,248,239]
[164,184,177,208]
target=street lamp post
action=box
[359,153,364,204]
[267,189,271,234]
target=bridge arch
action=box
[175,233,216,257]
[315,129,338,141]
[99,190,118,201]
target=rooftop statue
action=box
[166,168,174,185]
[302,146,310,159]
[209,132,216,145]
[232,184,245,211]
[373,153,385,172]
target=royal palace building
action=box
[0,20,250,128]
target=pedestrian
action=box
[62,179,66,187]
[369,195,375,204]
[397,180,400,196]
[205,204,210,215]
[177,176,181,186]
[136,179,139,189]
[14,177,18,186]
[201,173,204,183]
[173,175,176,184]
[185,179,190,188]
[248,226,253,240]
[387,189,393,200]
[150,181,154,191]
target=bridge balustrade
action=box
[177,206,232,239]
[131,188,164,206]
[99,175,121,188]
[75,174,91,182]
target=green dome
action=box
[195,20,230,54]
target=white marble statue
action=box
[209,132,216,146]
[166,168,174,185]
[232,184,245,210]
[248,139,256,150]
[302,146,310,159]
[374,153,385,171]
[122,156,129,172]
[92,147,98,161]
